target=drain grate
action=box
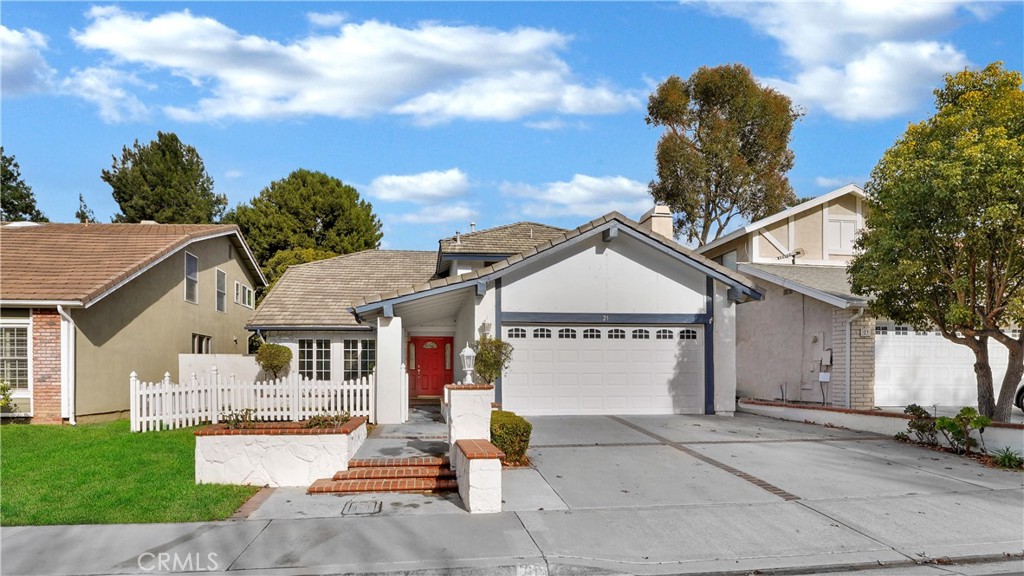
[341,500,382,516]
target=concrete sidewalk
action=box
[2,414,1022,576]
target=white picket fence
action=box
[130,366,375,432]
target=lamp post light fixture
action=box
[459,341,477,384]
[479,321,493,337]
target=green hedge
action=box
[491,410,532,465]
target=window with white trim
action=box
[895,326,909,336]
[0,326,29,390]
[300,339,332,381]
[215,269,226,312]
[608,329,625,340]
[343,339,375,381]
[826,219,859,254]
[583,328,601,339]
[656,329,674,340]
[679,328,698,340]
[507,328,526,339]
[558,328,577,339]
[234,281,254,309]
[191,333,211,354]
[632,329,650,340]
[184,252,198,303]
[533,328,551,339]
[875,326,888,335]
[1012,328,1021,339]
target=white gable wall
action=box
[501,234,707,314]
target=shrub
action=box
[893,431,910,443]
[473,335,515,384]
[491,410,532,465]
[256,343,292,379]
[0,379,13,410]
[991,447,1024,470]
[935,406,991,454]
[904,403,938,445]
[220,408,256,429]
[304,412,351,429]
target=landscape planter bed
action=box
[738,399,1023,452]
[194,417,367,487]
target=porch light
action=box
[479,321,493,337]
[459,342,477,384]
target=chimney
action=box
[639,205,673,239]
[470,222,476,233]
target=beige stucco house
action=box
[0,222,265,423]
[698,184,1016,410]
[249,208,762,424]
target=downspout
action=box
[844,307,865,409]
[56,305,77,425]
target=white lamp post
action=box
[459,341,476,384]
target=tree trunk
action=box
[992,339,1023,423]
[968,337,996,418]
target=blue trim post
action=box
[704,277,716,415]
[494,277,503,404]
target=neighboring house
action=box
[249,207,762,424]
[698,184,1015,409]
[0,222,266,423]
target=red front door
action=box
[408,337,453,397]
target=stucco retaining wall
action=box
[453,439,503,513]
[738,400,1023,452]
[195,418,366,487]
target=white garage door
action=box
[874,324,1015,407]
[500,325,704,416]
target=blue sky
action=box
[2,2,1022,250]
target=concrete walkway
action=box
[2,413,1022,576]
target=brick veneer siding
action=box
[31,308,63,423]
[830,310,876,409]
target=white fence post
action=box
[130,371,138,432]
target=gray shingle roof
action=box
[352,212,760,309]
[439,222,565,255]
[741,263,868,306]
[248,250,437,328]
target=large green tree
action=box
[103,132,225,223]
[225,169,382,280]
[849,62,1024,422]
[646,64,801,246]
[1,147,48,222]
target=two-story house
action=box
[0,222,266,423]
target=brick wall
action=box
[830,310,876,409]
[31,308,63,423]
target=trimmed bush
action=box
[256,343,292,379]
[491,410,532,465]
[474,335,515,384]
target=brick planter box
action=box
[194,417,367,487]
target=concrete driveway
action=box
[2,413,1021,576]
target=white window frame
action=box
[0,318,33,415]
[191,333,212,354]
[215,269,227,313]
[679,328,698,340]
[233,281,254,309]
[507,327,527,339]
[184,252,199,304]
[343,339,375,381]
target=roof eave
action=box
[737,263,868,309]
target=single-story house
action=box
[0,222,266,423]
[249,208,763,424]
[697,184,1016,409]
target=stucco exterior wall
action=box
[735,283,837,403]
[712,282,737,415]
[73,235,259,419]
[501,234,707,315]
[793,208,824,261]
[702,235,749,265]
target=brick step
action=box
[348,456,449,468]
[333,466,455,481]
[308,477,458,494]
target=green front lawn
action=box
[0,420,259,526]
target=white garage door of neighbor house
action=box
[874,324,1015,408]
[500,325,704,416]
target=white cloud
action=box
[702,1,976,120]
[814,176,865,189]
[307,12,346,28]
[394,203,477,224]
[369,168,470,203]
[61,66,150,123]
[224,169,244,179]
[524,118,589,131]
[1,25,56,95]
[70,6,639,123]
[501,174,650,219]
